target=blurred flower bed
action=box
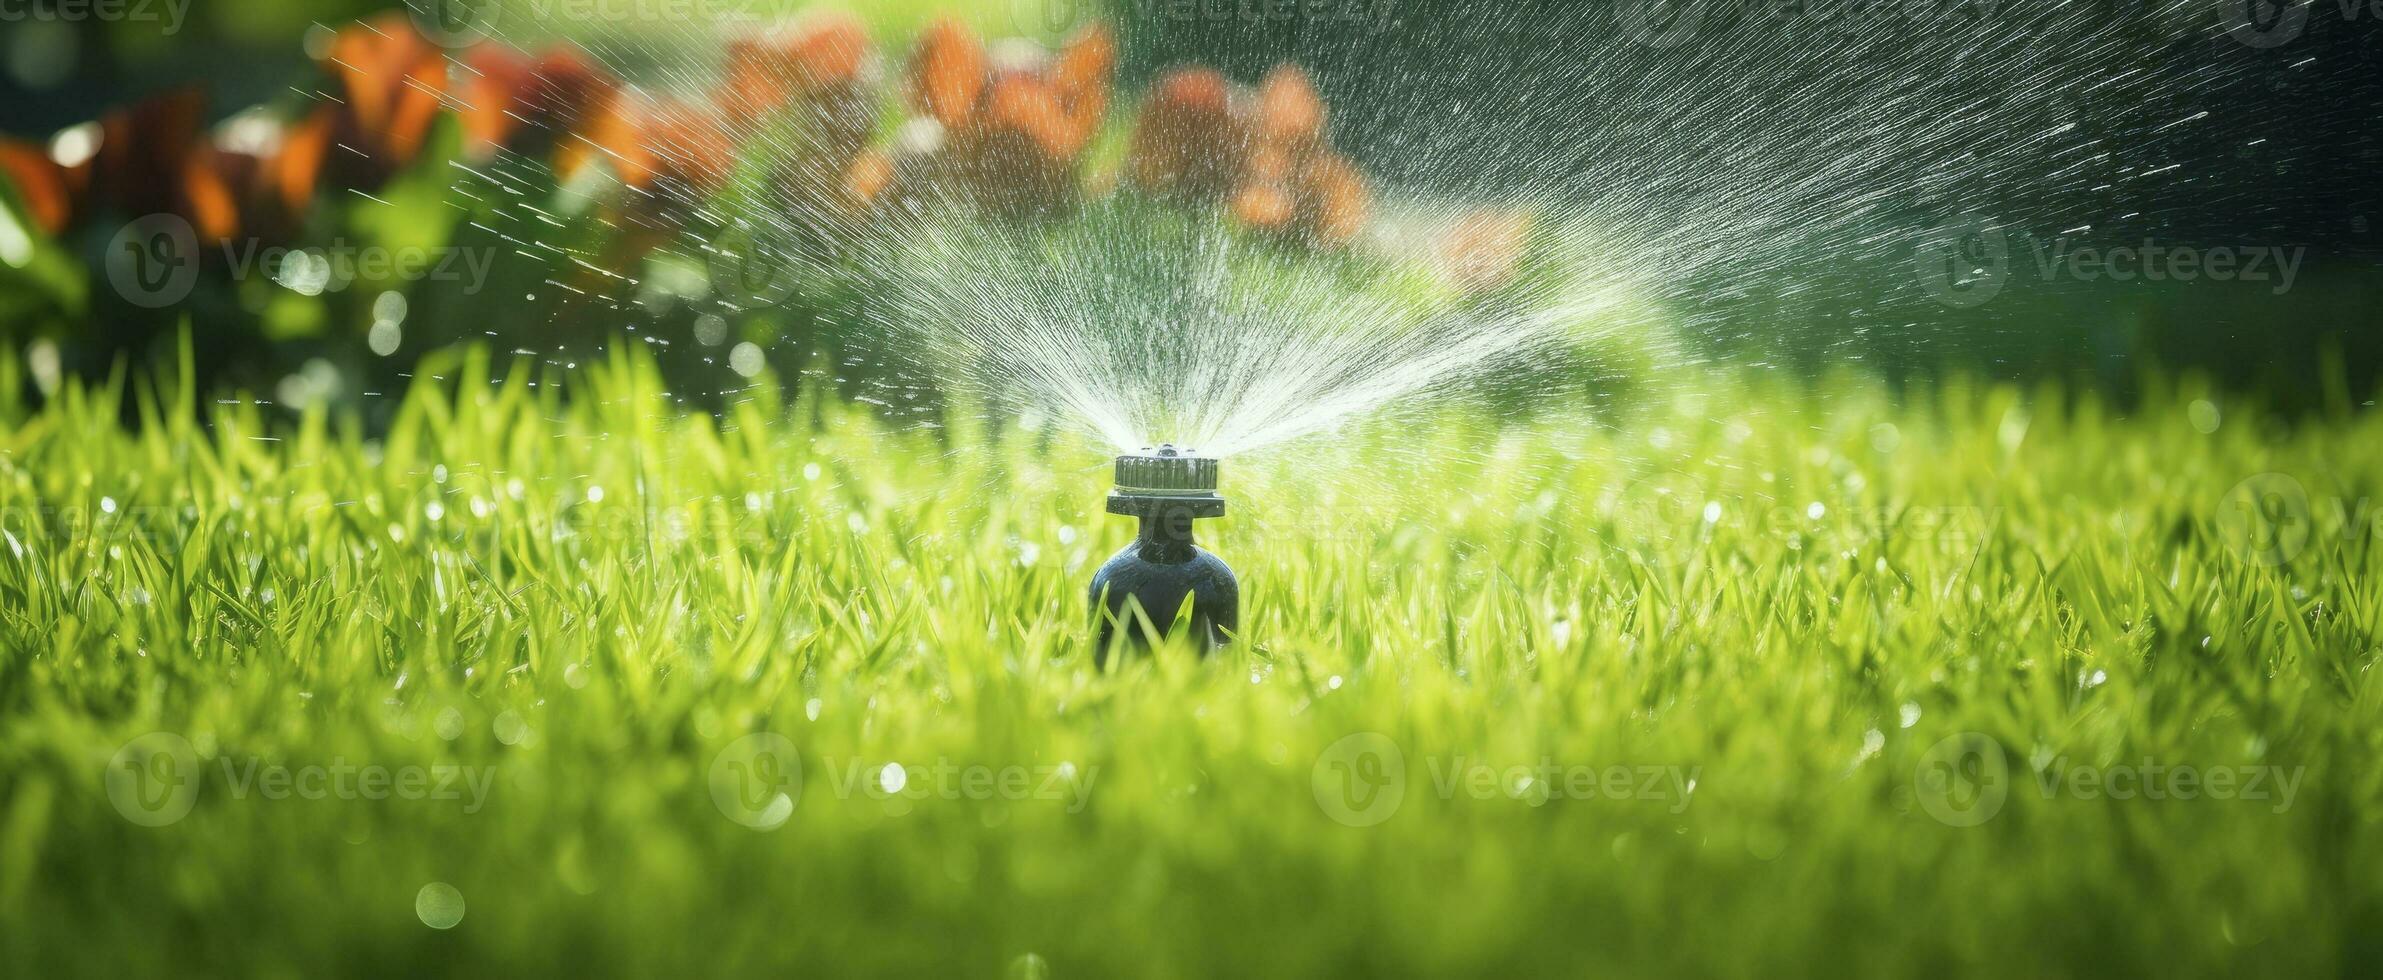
[0,8,1531,414]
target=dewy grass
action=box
[0,346,2378,976]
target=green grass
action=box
[0,345,2378,977]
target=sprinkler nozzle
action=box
[1109,444,1223,511]
[1090,445,1238,655]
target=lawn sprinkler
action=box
[1090,444,1239,654]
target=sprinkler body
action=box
[1091,446,1237,654]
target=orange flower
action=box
[70,90,250,245]
[884,19,1114,217]
[461,42,621,169]
[1299,150,1369,246]
[85,89,208,223]
[1254,65,1324,154]
[0,138,81,236]
[258,109,334,232]
[550,93,742,283]
[1437,208,1536,293]
[718,13,880,216]
[174,145,247,246]
[1128,63,1371,247]
[719,11,872,130]
[1046,24,1115,154]
[1126,68,1242,203]
[215,106,356,246]
[0,87,326,249]
[588,96,735,203]
[312,13,450,192]
[910,19,984,132]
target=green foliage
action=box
[0,350,2378,975]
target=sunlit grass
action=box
[0,345,2377,975]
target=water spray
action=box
[1090,445,1238,653]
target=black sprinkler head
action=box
[1090,444,1238,656]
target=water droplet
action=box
[1006,953,1051,980]
[2189,399,2221,434]
[372,290,407,323]
[369,320,403,357]
[494,710,528,745]
[415,882,465,929]
[1868,423,1902,453]
[729,342,766,377]
[1855,728,1885,763]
